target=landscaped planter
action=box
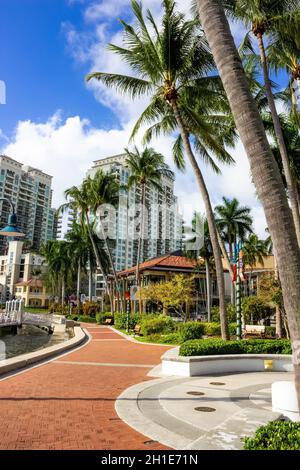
[161,347,293,377]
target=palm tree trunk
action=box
[205,258,212,322]
[85,212,112,306]
[274,256,283,338]
[217,230,233,277]
[171,99,229,340]
[197,0,300,409]
[98,217,122,312]
[77,259,81,302]
[61,278,65,307]
[136,183,145,316]
[88,262,93,302]
[256,32,300,247]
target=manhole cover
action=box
[210,382,225,386]
[187,391,205,396]
[194,406,216,412]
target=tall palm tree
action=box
[41,240,70,306]
[215,197,253,260]
[83,171,121,310]
[197,0,300,408]
[218,0,300,245]
[186,212,214,320]
[62,182,111,305]
[124,147,173,291]
[86,0,235,339]
[242,234,268,294]
[267,35,300,124]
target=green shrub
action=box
[243,421,300,450]
[82,302,100,318]
[265,326,276,338]
[178,322,205,341]
[96,312,114,325]
[203,322,221,336]
[229,323,237,336]
[211,304,236,323]
[179,338,292,356]
[78,315,97,323]
[160,333,182,344]
[140,315,175,336]
[114,312,140,330]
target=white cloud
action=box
[0,110,267,238]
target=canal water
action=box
[0,325,73,360]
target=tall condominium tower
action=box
[86,153,183,273]
[0,155,57,254]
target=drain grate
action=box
[109,418,121,421]
[194,406,216,412]
[210,382,225,386]
[187,391,205,396]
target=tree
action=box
[185,212,214,320]
[139,274,194,321]
[242,296,272,325]
[86,0,235,339]
[124,146,173,313]
[197,0,300,408]
[242,234,268,295]
[62,180,112,307]
[41,240,70,306]
[215,197,253,260]
[83,170,121,309]
[219,0,300,244]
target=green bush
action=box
[179,338,292,356]
[229,323,237,336]
[96,312,114,325]
[114,312,141,330]
[140,315,175,336]
[82,302,100,318]
[242,296,273,323]
[143,333,182,345]
[211,304,236,323]
[243,421,300,450]
[178,322,205,342]
[265,326,276,338]
[77,315,97,323]
[203,322,221,336]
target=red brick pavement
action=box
[0,326,171,450]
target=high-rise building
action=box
[86,153,183,276]
[0,155,57,254]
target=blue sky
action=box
[0,0,290,236]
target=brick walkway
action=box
[0,326,170,450]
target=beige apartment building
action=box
[0,240,49,307]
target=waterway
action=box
[0,324,73,360]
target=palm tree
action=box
[242,234,268,295]
[83,171,121,310]
[197,0,300,407]
[86,0,235,339]
[215,197,253,260]
[267,35,300,124]
[218,0,300,245]
[62,182,112,306]
[41,240,70,307]
[124,147,174,293]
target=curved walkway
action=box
[0,325,170,450]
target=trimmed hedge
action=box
[114,312,140,330]
[142,333,182,345]
[243,421,300,450]
[179,338,292,357]
[77,315,97,323]
[140,315,175,336]
[178,322,205,342]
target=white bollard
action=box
[272,381,300,422]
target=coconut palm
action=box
[267,35,300,124]
[197,0,300,407]
[41,240,70,306]
[82,171,121,310]
[242,234,268,293]
[124,147,174,301]
[62,181,112,306]
[217,0,300,245]
[215,197,253,261]
[86,0,235,339]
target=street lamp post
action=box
[0,197,25,238]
